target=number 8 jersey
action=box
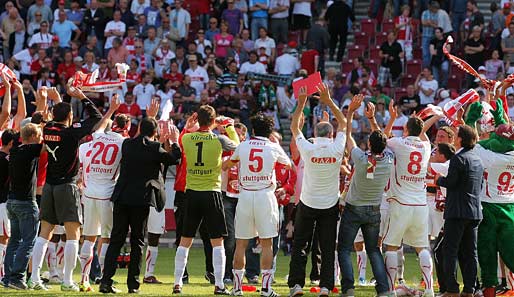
[83,131,126,199]
[387,136,431,205]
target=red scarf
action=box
[140,54,146,72]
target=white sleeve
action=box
[386,137,402,152]
[28,35,35,47]
[185,11,191,24]
[104,22,112,33]
[331,131,346,156]
[295,132,314,157]
[230,145,241,161]
[274,144,291,166]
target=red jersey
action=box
[163,72,184,85]
[300,49,319,75]
[275,162,296,196]
[118,102,142,118]
[123,37,139,56]
[126,71,141,85]
[30,59,44,75]
[57,63,76,80]
[37,151,48,188]
[394,15,412,41]
[174,129,188,192]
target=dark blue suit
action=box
[437,148,483,294]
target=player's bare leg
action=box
[30,220,55,290]
[232,239,249,295]
[0,234,8,282]
[144,233,162,284]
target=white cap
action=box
[478,65,486,72]
[474,74,486,82]
[440,90,450,99]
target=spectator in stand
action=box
[27,0,53,24]
[415,67,438,107]
[104,10,126,55]
[33,67,53,90]
[347,57,373,86]
[421,2,439,67]
[389,101,409,137]
[249,0,269,40]
[504,3,514,28]
[53,0,69,21]
[51,10,81,49]
[325,0,354,62]
[56,50,75,84]
[502,22,514,66]
[169,0,191,48]
[374,98,391,128]
[258,45,271,67]
[1,7,20,61]
[292,0,313,45]
[395,5,414,61]
[0,2,14,25]
[164,61,184,89]
[131,0,150,16]
[301,43,320,75]
[118,0,136,28]
[222,0,244,37]
[67,1,84,28]
[12,43,38,82]
[30,48,47,77]
[378,31,403,87]
[135,14,150,39]
[491,3,508,52]
[144,0,164,28]
[171,46,189,74]
[269,0,290,46]
[467,0,484,33]
[123,27,139,57]
[206,17,220,43]
[128,41,153,73]
[227,38,249,68]
[133,73,156,117]
[29,21,52,50]
[118,91,142,136]
[177,75,197,114]
[485,50,504,80]
[241,28,255,53]
[108,38,129,66]
[430,27,449,89]
[240,51,267,74]
[399,84,421,115]
[144,26,161,56]
[436,2,453,36]
[82,51,99,73]
[465,25,485,88]
[306,18,330,76]
[83,0,106,54]
[153,39,175,78]
[214,21,234,60]
[9,19,29,58]
[46,35,64,69]
[451,0,467,36]
[185,55,209,101]
[254,27,276,62]
[195,30,212,59]
[27,11,42,37]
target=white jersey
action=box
[79,141,93,190]
[29,32,53,49]
[83,131,126,199]
[387,136,431,205]
[231,136,291,191]
[475,144,514,203]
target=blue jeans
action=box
[451,11,467,33]
[4,199,39,284]
[432,60,449,88]
[251,17,268,41]
[223,195,238,280]
[422,36,433,67]
[337,203,388,295]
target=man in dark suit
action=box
[82,0,105,55]
[436,125,483,297]
[100,116,181,294]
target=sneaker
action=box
[261,288,280,297]
[342,288,355,297]
[231,288,243,296]
[318,287,329,296]
[247,275,259,284]
[172,284,182,294]
[396,284,412,297]
[398,279,406,285]
[358,277,367,286]
[49,275,62,284]
[424,289,435,297]
[182,276,189,285]
[29,280,49,291]
[205,272,216,284]
[143,276,163,284]
[497,285,510,295]
[8,281,28,290]
[61,283,80,292]
[310,279,320,286]
[224,278,233,285]
[80,282,94,292]
[369,278,377,286]
[214,285,231,295]
[99,283,122,294]
[289,284,304,297]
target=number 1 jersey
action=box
[230,137,291,191]
[387,136,431,205]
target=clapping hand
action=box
[298,86,308,106]
[315,83,333,105]
[47,87,62,103]
[109,94,121,112]
[388,99,400,118]
[185,112,199,132]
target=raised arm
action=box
[384,99,399,137]
[94,94,121,133]
[346,94,364,153]
[290,86,308,139]
[12,80,26,131]
[316,82,346,132]
[0,72,11,130]
[420,113,443,142]
[365,102,380,132]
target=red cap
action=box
[505,3,511,9]
[59,0,65,5]
[288,41,297,48]
[52,35,59,41]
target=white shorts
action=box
[0,203,10,237]
[82,197,113,238]
[53,225,65,235]
[428,206,444,238]
[147,207,165,235]
[354,228,364,243]
[235,188,279,240]
[379,208,389,237]
[382,201,429,248]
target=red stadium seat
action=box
[360,18,377,36]
[375,32,388,46]
[382,19,395,33]
[395,88,407,99]
[341,59,354,73]
[413,48,422,60]
[451,63,462,76]
[367,59,379,74]
[447,74,463,90]
[369,46,381,60]
[406,59,422,75]
[401,74,415,87]
[348,45,365,59]
[354,32,370,46]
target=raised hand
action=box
[109,94,121,112]
[365,102,376,119]
[0,72,11,89]
[349,94,364,113]
[321,111,330,123]
[185,112,199,132]
[146,98,160,119]
[315,83,332,105]
[388,99,400,118]
[169,124,179,143]
[47,87,62,103]
[298,85,308,106]
[66,83,87,99]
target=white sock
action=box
[385,251,398,291]
[397,247,405,281]
[357,250,367,280]
[63,240,79,286]
[79,240,94,284]
[145,246,159,278]
[31,237,49,283]
[334,251,340,284]
[418,249,433,291]
[232,269,245,291]
[46,242,57,277]
[99,243,109,274]
[508,269,514,290]
[261,269,274,294]
[174,246,189,286]
[56,241,65,279]
[0,243,6,279]
[212,246,226,288]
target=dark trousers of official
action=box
[223,194,238,280]
[433,232,447,293]
[174,191,213,275]
[288,201,338,290]
[101,203,150,290]
[443,218,480,294]
[309,224,322,282]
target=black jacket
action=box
[437,148,484,220]
[8,31,29,57]
[111,135,181,210]
[324,1,355,32]
[83,8,105,40]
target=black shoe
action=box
[182,275,189,284]
[128,288,140,294]
[99,283,122,294]
[495,284,509,295]
[173,284,182,294]
[214,286,230,295]
[205,272,215,284]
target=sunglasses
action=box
[135,46,142,48]
[100,61,107,64]
[210,22,217,24]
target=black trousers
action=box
[443,218,480,294]
[288,201,339,290]
[309,224,321,282]
[329,28,348,61]
[101,203,150,290]
[174,191,213,274]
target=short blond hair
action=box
[21,123,41,142]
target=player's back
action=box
[476,145,514,203]
[236,137,290,191]
[84,131,126,199]
[387,136,431,205]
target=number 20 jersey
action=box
[83,131,126,199]
[387,136,431,205]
